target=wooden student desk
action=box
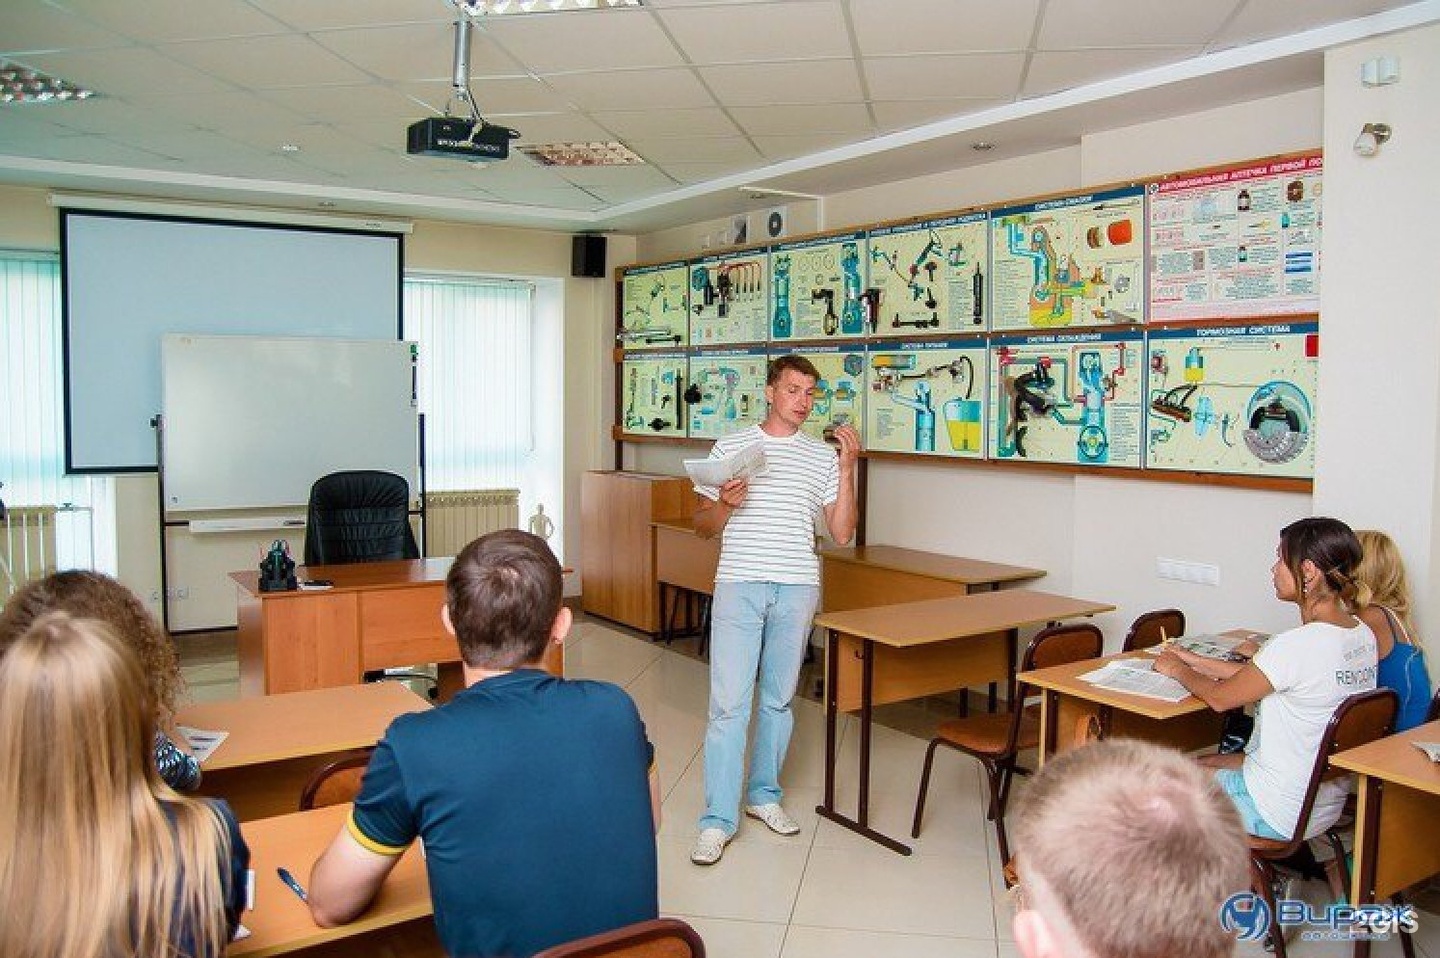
[178,683,431,821]
[1331,718,1440,955]
[229,803,438,958]
[819,545,1046,610]
[651,517,720,642]
[812,588,1113,855]
[232,559,562,698]
[1019,650,1225,763]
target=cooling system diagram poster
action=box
[1149,154,1322,321]
[618,261,688,350]
[689,251,769,346]
[793,344,866,443]
[619,352,687,438]
[1145,321,1317,478]
[989,329,1144,467]
[864,338,987,458]
[769,231,869,343]
[687,348,769,440]
[867,213,989,338]
[990,186,1145,332]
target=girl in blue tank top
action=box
[1356,530,1433,731]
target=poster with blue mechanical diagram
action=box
[1145,321,1317,478]
[990,186,1145,332]
[793,344,866,443]
[618,351,687,439]
[769,231,869,343]
[688,251,769,346]
[864,338,987,458]
[990,329,1144,467]
[687,348,769,440]
[618,261,688,350]
[867,213,988,338]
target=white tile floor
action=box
[181,618,1440,958]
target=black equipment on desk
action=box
[259,539,297,592]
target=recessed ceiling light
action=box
[520,141,645,167]
[971,141,995,152]
[0,63,95,104]
[280,143,301,153]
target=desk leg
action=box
[1351,775,1382,958]
[814,630,911,856]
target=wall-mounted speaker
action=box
[764,206,788,240]
[571,234,607,278]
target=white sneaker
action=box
[745,803,801,836]
[690,828,731,865]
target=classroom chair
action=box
[531,918,706,958]
[1248,687,1399,958]
[303,470,419,567]
[1121,607,1186,652]
[1427,685,1440,724]
[299,748,376,811]
[911,622,1103,864]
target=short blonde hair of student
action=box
[1355,529,1417,639]
[0,612,233,958]
[1011,739,1250,958]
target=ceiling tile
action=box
[1037,0,1239,49]
[588,107,742,139]
[313,23,522,82]
[1214,0,1405,47]
[123,91,307,131]
[1023,48,1200,98]
[56,0,291,43]
[479,9,685,74]
[21,134,174,166]
[0,2,133,55]
[161,34,372,88]
[38,98,184,135]
[864,53,1026,101]
[658,2,852,64]
[871,97,1007,132]
[542,68,715,111]
[628,135,761,165]
[107,128,274,163]
[502,113,615,145]
[698,60,863,106]
[752,130,861,161]
[729,102,873,137]
[249,0,453,32]
[392,77,576,116]
[216,123,371,157]
[15,47,238,97]
[557,164,677,190]
[261,84,430,123]
[851,0,1040,55]
[653,160,761,184]
[0,109,89,147]
[480,184,602,209]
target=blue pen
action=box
[277,867,308,903]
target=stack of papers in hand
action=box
[684,443,768,488]
[1078,658,1190,703]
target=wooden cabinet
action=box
[580,471,692,632]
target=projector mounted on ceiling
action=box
[407,10,519,163]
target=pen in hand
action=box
[277,867,308,903]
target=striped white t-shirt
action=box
[694,425,839,585]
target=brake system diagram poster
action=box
[689,251,769,346]
[618,261,688,350]
[687,348,769,440]
[793,344,866,443]
[1145,321,1318,478]
[865,339,987,458]
[1149,153,1322,321]
[619,352,687,438]
[990,186,1145,332]
[769,231,869,343]
[867,213,989,338]
[989,329,1144,467]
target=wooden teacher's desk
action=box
[819,545,1046,611]
[178,683,430,821]
[232,559,562,698]
[813,589,1113,855]
[1019,651,1226,762]
[229,803,438,958]
[651,517,721,642]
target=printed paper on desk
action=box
[1145,633,1249,661]
[684,443,768,489]
[177,725,230,764]
[1079,659,1190,703]
[1413,741,1440,763]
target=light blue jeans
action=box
[1215,768,1286,840]
[700,581,819,836]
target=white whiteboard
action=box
[161,335,419,512]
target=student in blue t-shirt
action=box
[1355,529,1433,731]
[308,529,660,958]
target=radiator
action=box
[1,505,58,602]
[424,490,520,557]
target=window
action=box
[0,251,115,574]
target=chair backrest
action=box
[1122,608,1186,652]
[1427,685,1440,725]
[299,747,375,811]
[1006,623,1105,752]
[303,470,420,566]
[1265,687,1397,855]
[531,918,705,958]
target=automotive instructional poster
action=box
[1149,153,1322,321]
[689,251,769,346]
[864,338,987,458]
[867,213,989,337]
[1145,321,1318,478]
[990,329,1144,467]
[990,186,1145,331]
[618,260,689,350]
[769,231,869,342]
[618,351,687,438]
[793,343,867,443]
[687,347,769,440]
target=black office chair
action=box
[303,470,420,566]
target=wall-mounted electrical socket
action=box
[1156,557,1221,586]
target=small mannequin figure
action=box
[528,504,555,541]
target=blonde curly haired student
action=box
[1355,529,1433,731]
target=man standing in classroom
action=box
[690,354,859,866]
